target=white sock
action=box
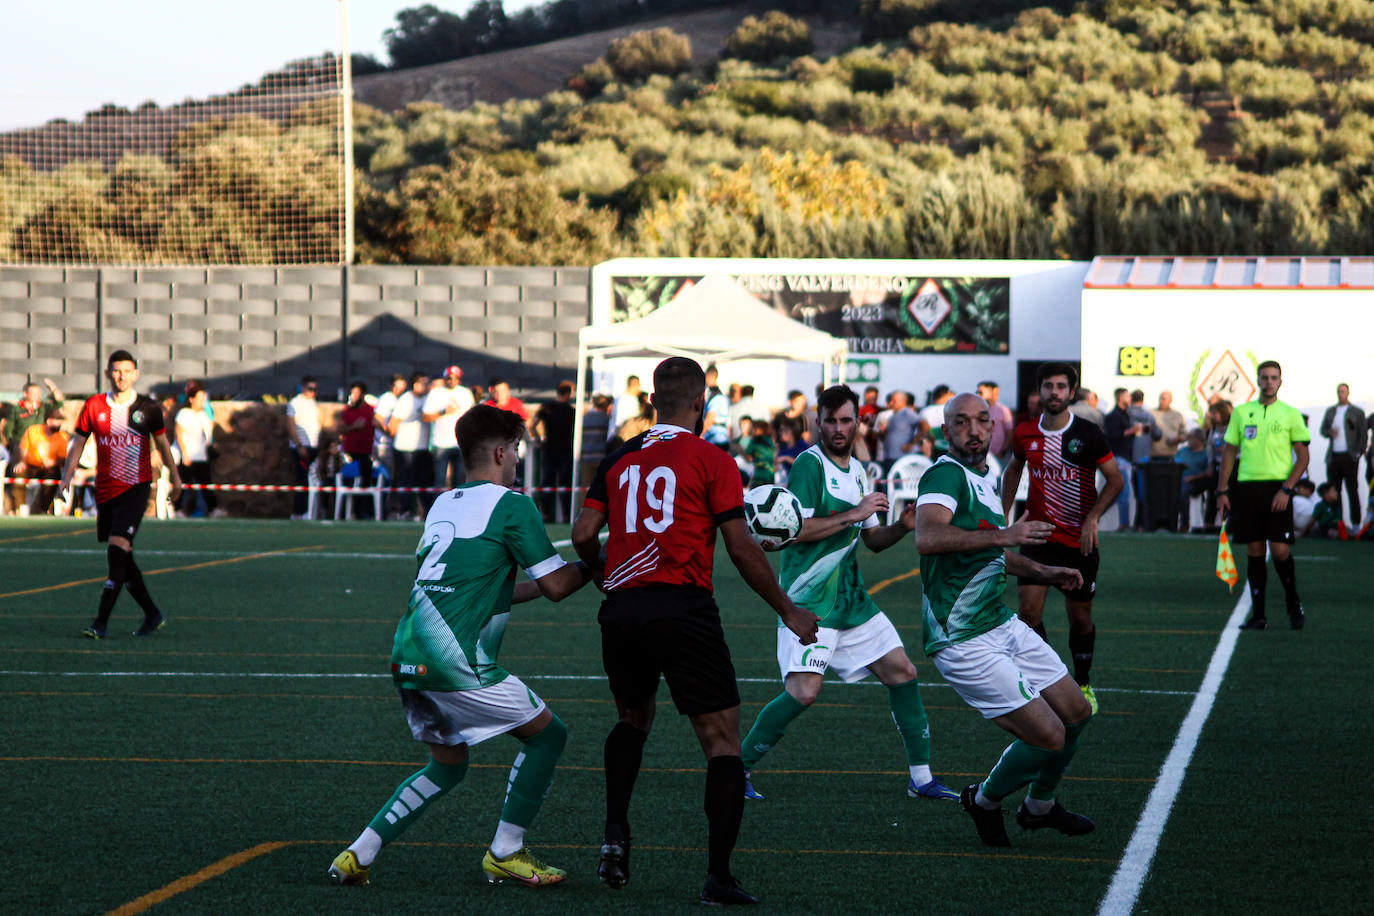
[1022,796,1054,816]
[909,764,933,786]
[973,785,1000,810]
[489,820,527,858]
[348,827,383,866]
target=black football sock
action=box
[704,755,745,880]
[1273,554,1300,607]
[604,721,647,842]
[1246,555,1267,618]
[1069,626,1096,685]
[123,557,160,618]
[95,545,132,627]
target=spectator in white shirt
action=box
[610,375,642,439]
[286,377,321,519]
[175,383,218,517]
[424,365,476,489]
[389,372,432,518]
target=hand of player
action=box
[1043,565,1083,592]
[857,491,888,520]
[1217,493,1230,518]
[1001,519,1054,546]
[899,501,917,532]
[168,478,183,503]
[781,601,820,645]
[1079,517,1099,555]
[1271,490,1290,512]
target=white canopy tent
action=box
[570,274,849,513]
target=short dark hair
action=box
[741,385,755,397]
[350,380,367,393]
[1257,359,1282,376]
[626,375,639,385]
[489,376,508,389]
[556,380,574,397]
[1035,361,1079,391]
[1114,387,1128,398]
[816,384,859,420]
[44,404,64,420]
[185,382,204,399]
[977,380,999,390]
[1295,479,1316,494]
[787,389,803,400]
[107,349,136,369]
[409,372,428,386]
[651,357,706,415]
[1317,481,1336,497]
[1130,389,1145,403]
[457,403,526,462]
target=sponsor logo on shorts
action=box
[800,645,830,670]
[392,662,428,676]
[1018,676,1031,701]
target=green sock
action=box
[887,679,931,767]
[366,757,468,844]
[741,691,807,769]
[500,714,568,828]
[1027,718,1090,802]
[981,739,1056,802]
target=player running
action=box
[1000,363,1122,714]
[58,349,181,639]
[915,392,1096,847]
[328,405,595,889]
[739,384,957,802]
[572,357,818,906]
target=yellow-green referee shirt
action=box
[1224,400,1310,482]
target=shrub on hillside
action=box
[724,11,814,62]
[568,58,616,98]
[606,28,692,82]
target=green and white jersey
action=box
[778,445,882,629]
[390,482,566,692]
[916,455,1013,656]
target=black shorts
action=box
[1227,480,1294,544]
[1017,541,1099,603]
[97,483,151,544]
[599,585,740,717]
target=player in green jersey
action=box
[915,393,1096,847]
[328,405,595,889]
[1217,360,1311,630]
[740,385,958,802]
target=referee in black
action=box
[1216,360,1311,630]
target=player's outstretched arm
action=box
[571,506,608,581]
[801,491,887,544]
[915,503,1053,555]
[860,501,915,553]
[513,560,595,604]
[720,517,819,644]
[57,431,88,493]
[1005,556,1083,592]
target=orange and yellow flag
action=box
[1216,530,1239,590]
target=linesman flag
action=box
[1216,530,1239,591]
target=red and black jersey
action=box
[585,424,745,593]
[1012,414,1112,548]
[75,393,165,504]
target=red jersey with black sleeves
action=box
[1012,414,1112,548]
[585,424,745,592]
[76,393,166,503]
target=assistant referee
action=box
[1216,360,1311,631]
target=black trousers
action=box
[1327,451,1361,526]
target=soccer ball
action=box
[743,485,803,551]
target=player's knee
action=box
[533,713,569,754]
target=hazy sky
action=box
[1,0,542,130]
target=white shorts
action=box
[398,675,546,748]
[777,612,905,684]
[932,617,1069,719]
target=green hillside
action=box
[8,0,1374,264]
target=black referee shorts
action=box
[1017,541,1099,602]
[599,585,741,717]
[97,483,151,544]
[1227,480,1294,544]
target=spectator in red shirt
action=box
[484,378,529,422]
[340,381,376,487]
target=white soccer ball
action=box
[743,484,803,551]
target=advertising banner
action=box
[610,273,1010,355]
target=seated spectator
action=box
[1292,480,1319,537]
[1311,482,1349,539]
[15,405,69,515]
[741,417,776,486]
[1174,428,1211,532]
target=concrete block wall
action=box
[0,265,590,400]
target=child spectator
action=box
[1174,429,1211,532]
[1311,483,1349,539]
[741,417,776,486]
[1291,480,1318,537]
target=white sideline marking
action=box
[1096,589,1252,915]
[0,669,1197,696]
